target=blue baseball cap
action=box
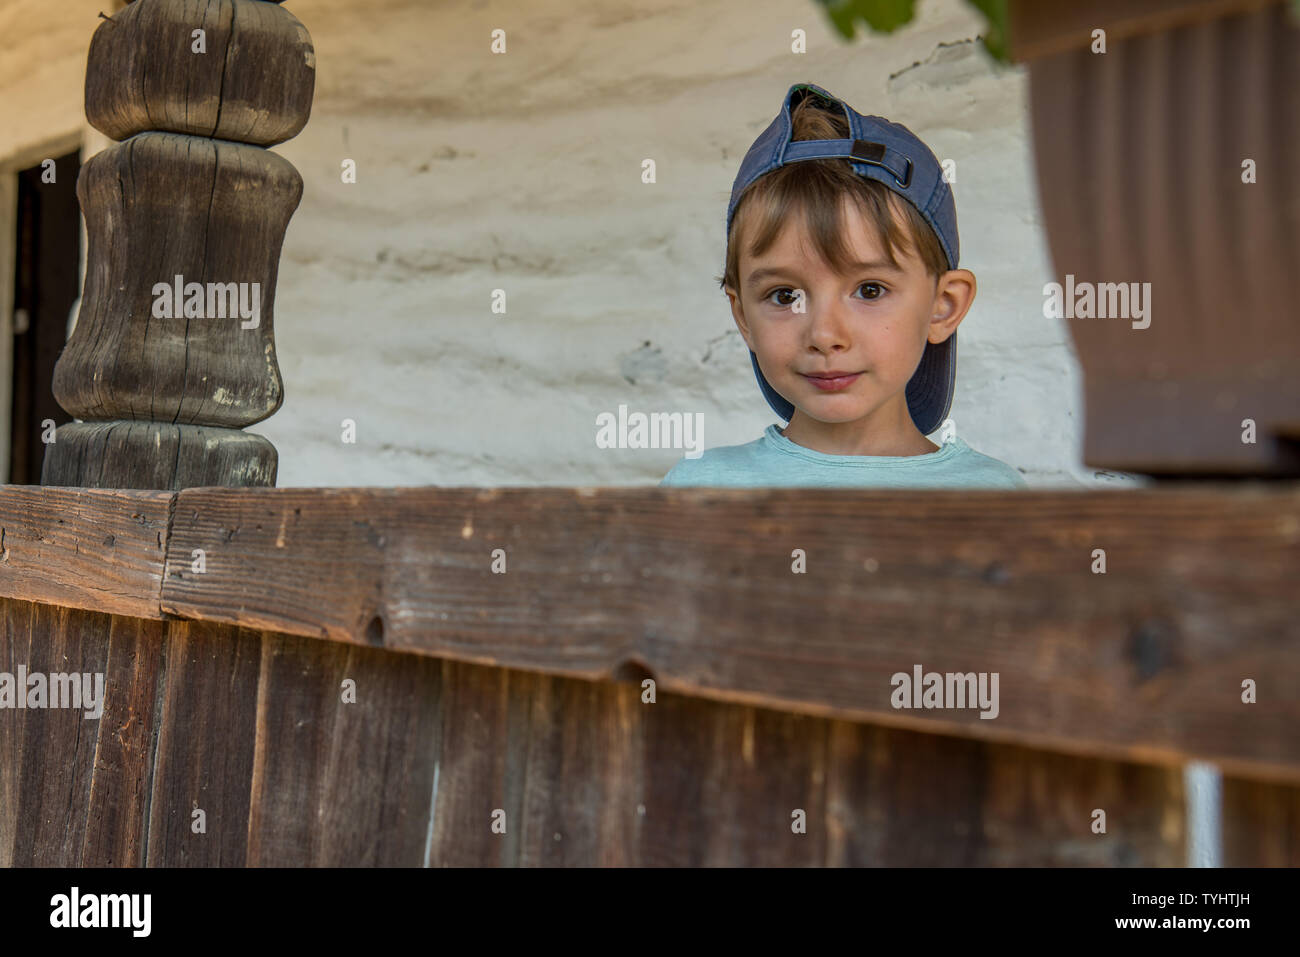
[727,82,959,436]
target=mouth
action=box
[801,371,863,392]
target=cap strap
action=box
[781,138,913,189]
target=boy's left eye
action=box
[857,282,886,300]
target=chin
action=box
[794,407,868,425]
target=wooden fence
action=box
[1,483,1297,865]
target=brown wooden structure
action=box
[42,0,314,490]
[1,484,1297,865]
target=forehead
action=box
[740,193,919,279]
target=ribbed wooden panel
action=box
[1027,2,1300,473]
[0,598,1197,866]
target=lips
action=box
[801,371,862,392]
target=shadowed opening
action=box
[612,657,656,685]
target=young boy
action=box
[661,82,1025,489]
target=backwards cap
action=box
[727,82,959,435]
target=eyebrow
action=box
[745,260,902,289]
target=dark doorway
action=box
[9,150,80,484]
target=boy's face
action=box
[727,196,975,451]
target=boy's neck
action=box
[779,404,940,457]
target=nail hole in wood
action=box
[613,657,656,685]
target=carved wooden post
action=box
[41,0,314,489]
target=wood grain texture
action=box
[80,614,168,866]
[144,620,261,866]
[41,421,278,490]
[343,654,1189,866]
[0,598,34,867]
[514,671,647,866]
[11,600,1300,866]
[52,133,300,428]
[1221,775,1300,866]
[244,631,441,866]
[427,660,519,866]
[4,602,111,865]
[0,485,171,619]
[89,0,314,145]
[306,641,442,866]
[157,485,1300,781]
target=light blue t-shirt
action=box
[660,424,1026,489]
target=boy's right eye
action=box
[765,287,802,307]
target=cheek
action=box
[863,319,914,355]
[865,316,929,375]
[753,320,800,355]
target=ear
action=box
[726,286,755,351]
[927,269,976,344]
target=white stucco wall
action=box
[0,0,1144,488]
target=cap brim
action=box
[905,334,956,436]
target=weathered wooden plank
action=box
[244,630,441,866]
[514,673,649,866]
[431,662,1186,866]
[308,640,441,866]
[0,603,1203,866]
[244,631,349,866]
[1221,775,1300,866]
[0,486,171,618]
[159,486,1300,781]
[0,598,35,867]
[144,620,261,866]
[636,691,829,866]
[829,724,1185,866]
[427,660,521,867]
[80,612,168,866]
[631,691,1185,866]
[4,601,111,866]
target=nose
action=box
[804,293,853,355]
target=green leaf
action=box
[849,0,918,33]
[813,0,1014,64]
[816,0,917,38]
[821,0,861,40]
[965,0,1010,63]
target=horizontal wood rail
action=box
[2,484,1298,784]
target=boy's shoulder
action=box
[944,439,1027,489]
[658,432,768,487]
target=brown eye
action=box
[859,282,885,300]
